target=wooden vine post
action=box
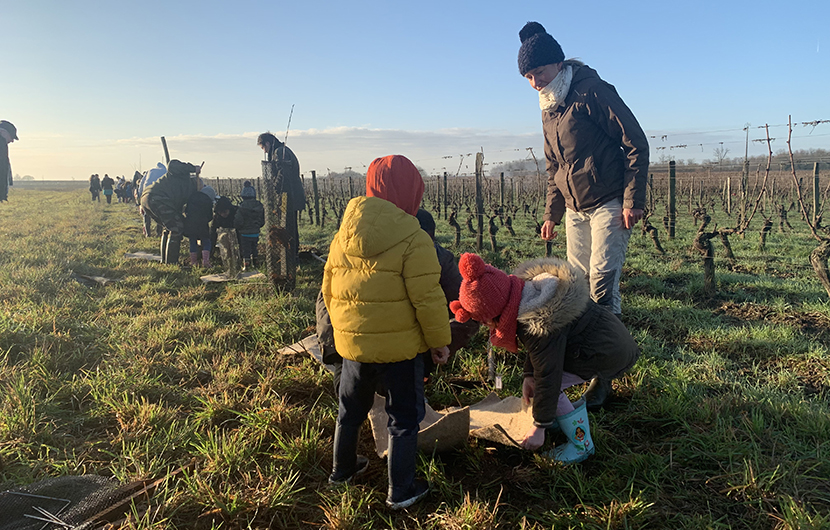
[475,152,484,251]
[311,170,320,226]
[668,161,676,239]
[443,172,448,220]
[813,162,820,226]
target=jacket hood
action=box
[566,62,601,94]
[513,257,590,336]
[338,196,421,258]
[366,155,424,216]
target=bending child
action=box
[323,155,451,509]
[450,253,639,464]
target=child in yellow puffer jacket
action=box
[322,154,451,510]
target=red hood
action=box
[365,155,424,216]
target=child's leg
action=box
[557,372,589,416]
[331,359,378,480]
[250,236,259,264]
[201,238,212,266]
[382,355,428,507]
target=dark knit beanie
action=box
[517,21,565,76]
[241,183,256,199]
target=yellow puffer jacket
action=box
[323,196,452,363]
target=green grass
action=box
[1,189,830,529]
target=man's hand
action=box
[540,220,558,240]
[520,425,545,450]
[430,346,450,365]
[522,376,535,406]
[622,208,644,229]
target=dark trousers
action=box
[338,356,425,438]
[240,235,259,261]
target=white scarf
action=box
[538,64,573,111]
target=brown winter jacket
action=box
[514,257,639,428]
[274,144,306,213]
[543,62,649,225]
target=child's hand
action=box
[430,346,450,365]
[522,376,535,406]
[520,425,545,450]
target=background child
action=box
[183,185,216,267]
[450,253,639,464]
[234,181,265,271]
[323,155,451,509]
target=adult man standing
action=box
[0,120,18,202]
[518,21,649,409]
[140,159,203,264]
[257,132,305,260]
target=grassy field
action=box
[1,188,829,529]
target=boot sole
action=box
[328,457,369,486]
[386,487,429,510]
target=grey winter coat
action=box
[234,198,265,235]
[543,62,649,225]
[140,160,199,214]
[514,257,639,428]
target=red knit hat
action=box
[449,253,525,353]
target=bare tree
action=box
[713,144,730,167]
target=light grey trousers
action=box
[565,198,632,315]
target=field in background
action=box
[1,187,829,529]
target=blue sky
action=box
[4,0,829,180]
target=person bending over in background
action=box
[518,21,649,409]
[139,163,167,238]
[140,160,202,265]
[323,155,450,509]
[450,253,639,464]
[234,181,265,271]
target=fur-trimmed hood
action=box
[514,257,590,336]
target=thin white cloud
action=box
[10,127,542,180]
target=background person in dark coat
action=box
[519,21,649,410]
[101,174,115,204]
[257,132,305,260]
[234,181,265,270]
[184,185,216,267]
[89,174,101,202]
[140,159,202,264]
[0,120,18,202]
[210,195,238,263]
